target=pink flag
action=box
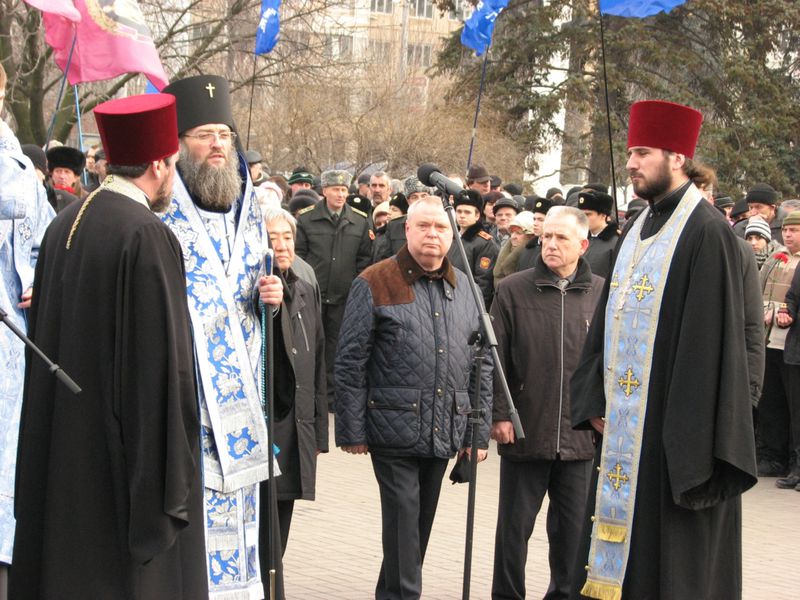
[26,0,169,90]
[23,0,81,21]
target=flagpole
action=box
[246,53,258,150]
[598,6,619,217]
[46,30,78,146]
[74,84,88,186]
[465,49,490,172]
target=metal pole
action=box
[465,50,491,172]
[598,6,619,216]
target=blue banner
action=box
[255,0,281,55]
[460,0,510,56]
[599,0,686,17]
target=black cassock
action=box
[570,187,758,600]
[11,190,208,599]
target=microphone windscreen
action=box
[417,163,441,187]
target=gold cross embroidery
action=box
[205,83,216,98]
[607,463,630,491]
[631,274,654,301]
[617,367,640,397]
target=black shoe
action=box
[775,471,800,489]
[758,459,788,477]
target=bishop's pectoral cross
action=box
[206,83,215,98]
[607,462,630,491]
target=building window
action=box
[371,0,392,13]
[412,0,433,19]
[407,43,432,68]
[368,39,392,62]
[449,0,470,20]
[325,34,354,60]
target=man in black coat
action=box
[570,100,756,600]
[12,94,208,599]
[491,207,603,600]
[448,189,499,307]
[577,190,619,279]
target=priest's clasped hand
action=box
[258,275,283,306]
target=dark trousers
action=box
[757,348,793,466]
[370,453,449,600]
[258,481,295,600]
[492,457,591,600]
[322,302,346,409]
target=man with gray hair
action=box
[369,171,392,206]
[336,195,492,600]
[296,169,372,411]
[490,206,603,600]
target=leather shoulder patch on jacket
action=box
[298,205,316,215]
[361,259,415,307]
[478,230,493,241]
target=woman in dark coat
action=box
[260,208,329,599]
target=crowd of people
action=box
[0,60,786,600]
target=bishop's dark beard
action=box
[178,144,242,212]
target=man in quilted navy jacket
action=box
[335,195,493,600]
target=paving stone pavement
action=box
[282,422,799,599]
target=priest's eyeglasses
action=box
[183,130,237,144]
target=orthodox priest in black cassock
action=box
[569,101,757,600]
[10,94,208,599]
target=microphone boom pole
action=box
[418,164,524,600]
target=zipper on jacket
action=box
[556,284,566,456]
[296,312,310,352]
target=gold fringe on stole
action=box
[581,579,622,600]
[597,522,627,542]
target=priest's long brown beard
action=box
[178,143,242,211]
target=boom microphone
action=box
[417,163,468,200]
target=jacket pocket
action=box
[366,387,421,449]
[451,391,471,451]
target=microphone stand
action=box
[433,191,524,600]
[0,307,81,395]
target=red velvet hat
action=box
[93,94,178,166]
[627,100,703,158]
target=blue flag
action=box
[255,0,281,55]
[599,0,686,18]
[460,0,510,56]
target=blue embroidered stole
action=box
[581,186,701,600]
[163,175,269,597]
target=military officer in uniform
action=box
[448,189,499,308]
[577,189,619,279]
[295,169,373,410]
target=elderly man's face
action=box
[51,167,78,188]
[370,175,390,204]
[541,213,588,277]
[749,202,775,222]
[266,218,295,272]
[406,201,453,271]
[469,179,491,195]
